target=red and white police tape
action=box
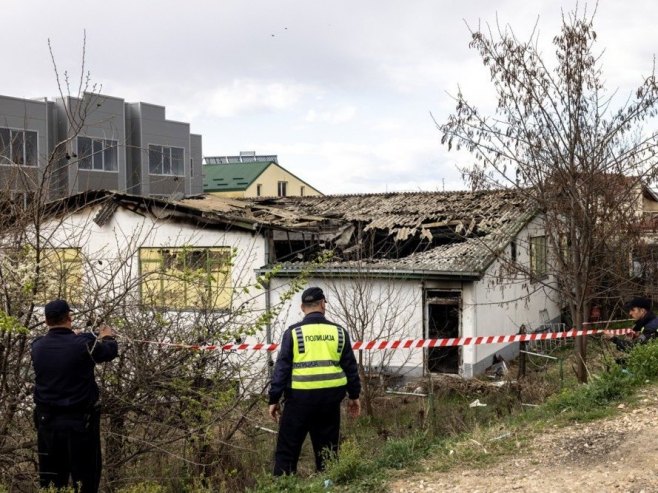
[128,327,633,352]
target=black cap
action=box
[623,297,652,311]
[44,299,72,320]
[302,287,325,304]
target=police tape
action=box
[128,327,633,352]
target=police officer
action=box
[609,296,658,351]
[31,299,118,493]
[268,287,361,475]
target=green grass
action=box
[251,339,658,492]
[21,340,657,493]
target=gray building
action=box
[0,92,203,202]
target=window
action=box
[0,127,38,166]
[300,186,305,197]
[510,240,517,262]
[530,235,547,279]
[77,137,118,171]
[139,247,232,309]
[277,181,288,197]
[256,184,262,197]
[38,248,84,304]
[149,145,185,176]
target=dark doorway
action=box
[426,290,461,374]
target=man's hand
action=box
[347,398,361,418]
[269,403,281,422]
[98,324,116,339]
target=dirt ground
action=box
[388,386,658,493]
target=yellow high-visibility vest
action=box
[291,323,347,390]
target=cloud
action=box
[205,79,322,117]
[305,105,356,124]
[271,136,464,194]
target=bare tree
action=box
[0,39,308,491]
[323,273,420,418]
[439,7,658,382]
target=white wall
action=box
[466,216,561,376]
[268,276,425,377]
[39,203,268,314]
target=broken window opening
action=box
[426,290,461,374]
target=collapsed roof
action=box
[182,189,536,279]
[42,188,536,280]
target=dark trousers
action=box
[611,336,635,352]
[273,399,341,475]
[35,406,102,493]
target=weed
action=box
[626,339,658,381]
[375,433,431,470]
[325,439,377,484]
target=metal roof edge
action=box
[255,266,481,281]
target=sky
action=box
[3,0,658,194]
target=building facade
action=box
[203,153,322,198]
[0,92,203,202]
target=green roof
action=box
[202,162,271,192]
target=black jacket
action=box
[31,327,118,409]
[268,312,361,405]
[634,311,658,342]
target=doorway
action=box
[426,290,461,374]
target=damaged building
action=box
[31,188,561,379]
[180,188,561,378]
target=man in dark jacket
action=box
[610,296,658,351]
[31,299,118,493]
[268,287,361,475]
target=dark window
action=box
[25,131,37,166]
[93,140,103,170]
[256,184,262,197]
[149,145,163,174]
[149,144,185,176]
[103,140,118,171]
[277,181,287,197]
[12,131,24,165]
[77,137,118,171]
[0,128,38,166]
[171,147,184,175]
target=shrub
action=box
[626,339,658,382]
[325,439,376,484]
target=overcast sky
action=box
[3,0,657,194]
